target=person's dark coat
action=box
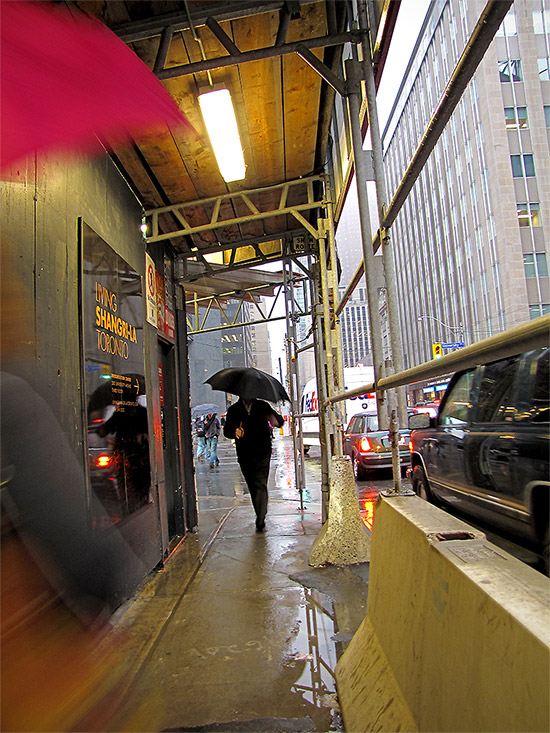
[223,399,283,464]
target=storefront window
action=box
[80,222,151,529]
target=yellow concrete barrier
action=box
[335,494,550,732]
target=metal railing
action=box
[325,314,549,412]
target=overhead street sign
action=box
[441,342,465,348]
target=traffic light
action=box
[432,343,442,359]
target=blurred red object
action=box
[0,1,189,170]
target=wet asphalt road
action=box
[195,435,541,570]
[194,436,393,533]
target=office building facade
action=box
[338,286,372,367]
[382,0,549,370]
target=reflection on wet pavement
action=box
[109,435,383,731]
[287,587,342,731]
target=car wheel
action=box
[353,453,367,481]
[412,466,432,502]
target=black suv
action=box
[408,348,549,573]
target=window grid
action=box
[517,202,541,228]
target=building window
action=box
[529,304,550,319]
[504,106,528,128]
[538,58,550,81]
[545,106,550,127]
[524,252,548,278]
[499,59,523,82]
[517,203,541,227]
[511,154,535,177]
[496,10,517,36]
[533,9,550,34]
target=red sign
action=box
[164,307,175,340]
[156,271,165,331]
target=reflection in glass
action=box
[81,223,151,528]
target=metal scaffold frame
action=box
[144,176,327,244]
[165,171,346,516]
[142,0,524,566]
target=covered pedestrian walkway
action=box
[2,2,549,731]
[100,436,369,732]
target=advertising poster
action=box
[80,221,151,527]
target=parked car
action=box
[411,402,440,418]
[408,348,549,573]
[344,411,411,480]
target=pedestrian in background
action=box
[195,417,208,462]
[204,412,221,469]
[223,398,283,532]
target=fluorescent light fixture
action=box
[198,88,245,182]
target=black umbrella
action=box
[205,367,290,402]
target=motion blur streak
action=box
[0,243,153,729]
[0,0,189,171]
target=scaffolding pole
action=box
[310,263,331,522]
[283,256,306,503]
[357,0,404,490]
[344,58,387,428]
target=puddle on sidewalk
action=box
[283,586,348,732]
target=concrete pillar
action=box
[309,456,370,566]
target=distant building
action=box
[248,300,272,374]
[335,180,376,368]
[188,307,225,411]
[338,286,372,367]
[221,300,252,369]
[382,0,549,370]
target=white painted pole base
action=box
[308,455,371,567]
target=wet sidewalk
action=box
[102,436,370,732]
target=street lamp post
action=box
[418,315,464,343]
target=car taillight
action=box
[359,437,372,452]
[408,440,413,452]
[96,454,112,468]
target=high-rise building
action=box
[248,300,273,374]
[382,0,549,370]
[338,285,372,367]
[221,300,252,369]
[335,179,377,367]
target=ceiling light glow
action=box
[198,88,245,182]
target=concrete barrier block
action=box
[336,494,550,732]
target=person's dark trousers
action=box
[240,455,270,527]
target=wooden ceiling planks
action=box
[67,1,335,260]
[282,2,326,181]
[231,10,284,189]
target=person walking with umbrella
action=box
[206,367,288,531]
[194,417,208,462]
[203,412,221,469]
[223,398,283,531]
